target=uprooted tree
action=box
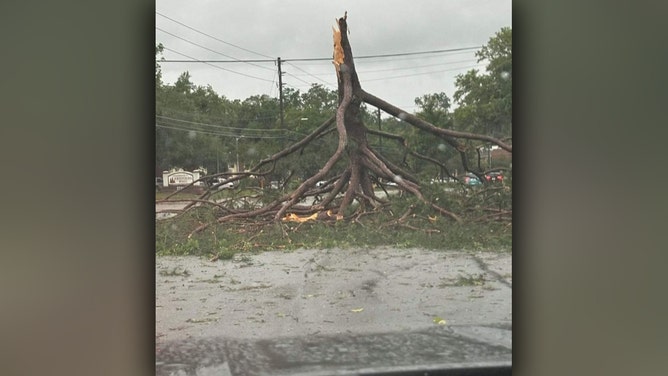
[163,13,512,234]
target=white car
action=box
[216,178,234,189]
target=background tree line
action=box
[155,27,511,185]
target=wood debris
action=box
[282,210,342,222]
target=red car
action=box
[485,172,504,182]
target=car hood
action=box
[156,324,511,376]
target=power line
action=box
[156,123,293,139]
[156,115,313,141]
[363,64,486,82]
[158,46,482,64]
[274,49,478,66]
[158,108,279,123]
[156,20,488,106]
[156,115,285,133]
[156,11,482,65]
[157,44,482,87]
[359,58,479,74]
[285,62,335,88]
[162,47,274,83]
[357,46,480,60]
[286,63,485,87]
[156,27,274,71]
[155,115,312,139]
[156,11,273,59]
[283,46,481,62]
[287,58,479,77]
[269,69,278,98]
[282,66,319,87]
[160,58,276,63]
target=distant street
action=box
[155,186,452,220]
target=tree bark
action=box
[329,13,463,221]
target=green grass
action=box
[156,188,512,258]
[155,190,201,201]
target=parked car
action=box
[463,173,482,186]
[485,172,504,182]
[429,177,456,184]
[216,177,235,189]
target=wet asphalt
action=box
[156,247,511,375]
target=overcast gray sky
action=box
[156,0,511,112]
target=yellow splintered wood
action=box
[332,24,344,73]
[282,210,342,222]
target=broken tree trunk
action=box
[324,13,462,221]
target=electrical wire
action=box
[162,47,275,83]
[155,13,493,109]
[157,27,274,72]
[158,108,280,124]
[156,11,274,59]
[269,69,278,97]
[363,63,486,82]
[156,115,284,133]
[284,62,334,88]
[281,70,313,87]
[286,58,479,77]
[155,123,293,139]
[156,11,482,65]
[158,47,482,64]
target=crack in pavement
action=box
[471,254,512,288]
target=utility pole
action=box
[277,57,285,128]
[235,137,240,173]
[377,107,382,148]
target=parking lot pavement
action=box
[156,247,511,375]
